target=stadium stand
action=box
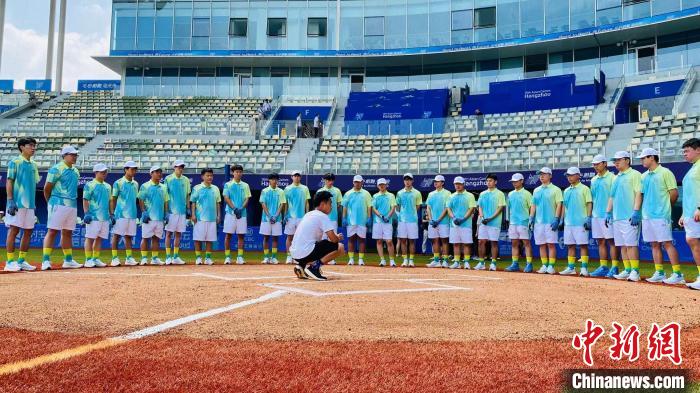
[629,113,700,161]
[0,133,90,169]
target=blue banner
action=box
[25,79,52,91]
[0,80,13,92]
[77,80,121,91]
[345,88,449,121]
[615,79,685,123]
[275,106,331,121]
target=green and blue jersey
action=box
[112,176,139,219]
[447,191,477,228]
[641,165,677,221]
[532,184,563,224]
[165,174,191,215]
[563,183,592,226]
[260,186,286,222]
[372,190,396,224]
[681,160,700,219]
[507,188,532,227]
[138,181,169,221]
[590,171,615,219]
[320,185,343,222]
[6,155,39,209]
[46,161,80,208]
[341,188,372,225]
[396,188,423,223]
[477,188,506,228]
[426,189,452,225]
[223,179,251,217]
[191,183,221,222]
[610,168,642,221]
[83,180,112,222]
[284,183,311,219]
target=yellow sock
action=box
[195,250,202,258]
[165,246,171,258]
[93,250,100,259]
[151,251,159,259]
[567,256,576,264]
[433,253,440,260]
[42,247,52,262]
[85,250,93,260]
[18,251,26,262]
[599,259,608,267]
[697,266,700,275]
[622,260,630,270]
[359,253,365,259]
[173,247,180,257]
[672,264,681,273]
[402,254,408,259]
[581,256,589,267]
[271,248,277,258]
[630,259,639,271]
[611,259,619,268]
[6,251,15,262]
[409,254,414,260]
[348,252,354,259]
[526,256,533,263]
[141,250,148,259]
[464,254,471,261]
[63,249,73,262]
[655,263,664,272]
[225,249,231,258]
[112,249,118,258]
[237,249,243,257]
[125,249,133,258]
[541,257,548,266]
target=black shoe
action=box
[294,264,308,279]
[304,261,327,281]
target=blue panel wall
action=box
[0,80,14,92]
[77,80,121,91]
[615,79,684,124]
[275,106,331,121]
[25,79,52,91]
[345,89,449,121]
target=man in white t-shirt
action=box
[290,190,346,280]
[313,114,321,137]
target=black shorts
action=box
[295,240,339,265]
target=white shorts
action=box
[372,222,393,240]
[397,222,419,239]
[223,213,247,235]
[165,213,187,233]
[193,221,217,242]
[449,227,473,244]
[591,217,613,240]
[508,224,529,240]
[85,221,110,240]
[4,208,35,230]
[47,204,77,231]
[284,217,301,235]
[478,224,500,241]
[642,219,673,243]
[684,217,700,239]
[347,224,367,238]
[428,224,449,239]
[259,221,282,236]
[613,220,640,247]
[142,220,165,239]
[534,223,558,245]
[564,226,589,245]
[113,218,137,237]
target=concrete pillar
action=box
[55,0,66,92]
[46,0,56,80]
[0,0,6,74]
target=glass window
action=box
[596,6,621,25]
[113,3,137,50]
[364,16,385,36]
[430,0,451,46]
[160,68,178,97]
[574,47,599,82]
[600,44,625,78]
[267,18,287,37]
[386,2,407,49]
[652,0,680,14]
[173,3,192,50]
[571,0,595,29]
[178,68,196,96]
[230,18,248,37]
[521,0,544,37]
[545,0,569,33]
[407,0,429,47]
[598,0,621,8]
[125,67,142,96]
[524,53,547,77]
[197,68,215,96]
[475,59,498,92]
[683,0,700,8]
[193,18,210,37]
[143,68,160,96]
[308,18,327,37]
[137,2,155,50]
[210,4,229,49]
[216,67,234,98]
[154,1,173,50]
[623,0,651,20]
[452,9,473,30]
[340,0,363,50]
[497,0,519,39]
[499,57,523,81]
[657,33,687,70]
[474,7,496,27]
[548,50,574,76]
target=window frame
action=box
[267,17,287,37]
[229,17,248,37]
[307,17,328,37]
[474,7,496,29]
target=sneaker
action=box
[523,263,533,273]
[270,258,279,265]
[285,256,293,265]
[686,277,700,290]
[41,261,52,270]
[606,266,620,278]
[449,261,460,269]
[400,259,408,267]
[195,257,203,265]
[62,260,83,269]
[579,267,589,277]
[628,270,640,282]
[139,258,148,266]
[165,257,172,265]
[347,259,354,266]
[150,258,164,266]
[589,265,610,277]
[559,267,577,276]
[613,270,631,280]
[441,260,449,268]
[379,260,386,267]
[125,257,138,266]
[224,257,232,265]
[474,262,485,271]
[110,258,121,267]
[389,260,397,267]
[172,257,186,265]
[236,257,246,265]
[261,257,270,265]
[536,265,547,274]
[463,261,471,270]
[504,262,520,272]
[205,258,214,265]
[84,260,96,268]
[294,264,308,279]
[664,273,686,285]
[408,260,415,268]
[304,261,327,281]
[3,261,21,272]
[426,260,441,268]
[18,261,37,271]
[646,271,666,283]
[93,259,106,268]
[489,262,497,271]
[358,259,365,266]
[327,260,336,265]
[546,265,556,274]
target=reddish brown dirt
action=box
[0,328,102,365]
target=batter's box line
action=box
[259,283,472,297]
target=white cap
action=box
[291,170,302,176]
[60,146,79,155]
[591,154,607,165]
[537,167,553,175]
[433,175,445,182]
[377,178,387,185]
[566,167,581,176]
[353,175,363,182]
[149,165,162,173]
[124,160,138,169]
[92,163,108,172]
[453,176,465,184]
[636,147,660,158]
[173,159,185,168]
[403,172,414,179]
[509,173,524,182]
[612,151,631,160]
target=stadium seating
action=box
[0,133,90,169]
[629,113,700,161]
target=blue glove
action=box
[528,216,535,232]
[453,218,463,226]
[382,215,390,223]
[550,217,560,231]
[366,217,373,227]
[482,217,491,225]
[164,214,170,225]
[186,210,192,220]
[141,211,150,224]
[83,214,93,224]
[233,208,242,219]
[109,214,116,226]
[430,220,439,228]
[584,216,592,231]
[605,212,613,228]
[270,216,276,224]
[282,217,288,226]
[6,199,17,216]
[630,209,641,227]
[342,217,348,227]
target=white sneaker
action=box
[270,258,279,265]
[686,277,700,290]
[139,258,148,266]
[236,257,245,265]
[579,267,589,277]
[546,265,556,274]
[358,259,365,266]
[627,270,640,282]
[285,256,293,265]
[389,260,397,267]
[441,260,449,268]
[613,270,630,280]
[489,262,497,271]
[408,260,415,268]
[41,261,52,270]
[18,261,36,271]
[400,259,408,267]
[62,260,82,269]
[347,258,354,266]
[536,265,547,274]
[3,261,21,272]
[205,258,214,265]
[224,257,232,265]
[110,258,121,267]
[84,259,96,268]
[646,271,666,283]
[664,273,686,285]
[327,260,336,265]
[165,257,172,265]
[559,267,577,276]
[125,257,138,266]
[426,260,441,268]
[93,259,106,268]
[474,262,485,270]
[463,261,471,270]
[449,261,460,269]
[172,257,186,265]
[262,257,270,265]
[379,260,386,267]
[195,257,203,265]
[150,257,164,266]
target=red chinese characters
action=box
[572,319,605,366]
[648,322,682,366]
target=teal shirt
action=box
[641,165,677,221]
[284,183,311,219]
[372,191,397,224]
[223,179,251,216]
[112,176,139,219]
[46,161,80,208]
[590,171,615,219]
[396,188,423,223]
[563,183,592,227]
[507,188,532,226]
[610,168,642,221]
[319,185,343,222]
[532,183,563,224]
[260,186,286,222]
[426,189,452,225]
[682,161,700,219]
[447,191,477,228]
[6,155,39,209]
[165,174,191,215]
[478,188,506,228]
[138,181,169,221]
[83,180,112,222]
[191,183,221,222]
[341,188,372,225]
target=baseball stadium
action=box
[1,0,700,391]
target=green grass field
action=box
[9,248,700,282]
